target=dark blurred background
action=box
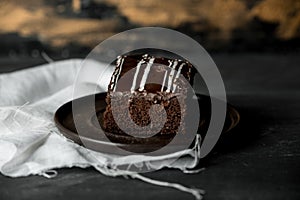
[0,0,299,70]
[1,2,300,199]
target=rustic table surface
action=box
[0,53,299,200]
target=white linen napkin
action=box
[0,58,204,199]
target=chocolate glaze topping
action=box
[108,54,194,94]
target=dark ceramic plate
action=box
[54,92,240,155]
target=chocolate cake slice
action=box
[102,54,195,136]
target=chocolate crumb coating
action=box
[102,54,195,136]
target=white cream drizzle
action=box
[130,59,145,92]
[161,70,168,92]
[112,56,124,92]
[172,63,185,93]
[138,57,155,91]
[166,60,178,93]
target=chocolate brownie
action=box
[102,54,195,136]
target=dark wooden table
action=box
[0,53,299,200]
